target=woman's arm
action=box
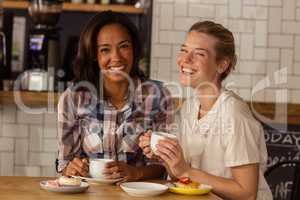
[103,161,165,181]
[156,138,259,200]
[185,164,259,200]
[57,89,88,176]
[137,164,166,180]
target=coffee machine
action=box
[25,0,63,91]
[0,11,13,90]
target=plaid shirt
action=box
[57,78,173,172]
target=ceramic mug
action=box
[150,131,177,154]
[89,158,113,178]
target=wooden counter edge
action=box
[0,91,60,107]
[0,91,299,125]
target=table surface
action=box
[0,176,222,200]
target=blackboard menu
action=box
[263,123,300,200]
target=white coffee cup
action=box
[89,158,113,178]
[150,131,177,154]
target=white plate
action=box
[40,180,89,193]
[120,182,168,197]
[71,175,123,184]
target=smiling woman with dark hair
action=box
[73,10,145,87]
[56,11,173,182]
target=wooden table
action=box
[0,176,221,200]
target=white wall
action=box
[150,0,300,103]
[0,105,58,177]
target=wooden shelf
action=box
[0,91,300,124]
[0,91,60,107]
[1,1,144,14]
[173,98,300,125]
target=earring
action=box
[217,68,223,74]
[218,61,228,73]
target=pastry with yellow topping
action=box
[174,177,200,189]
[58,176,81,187]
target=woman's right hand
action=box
[62,157,89,177]
[138,130,154,159]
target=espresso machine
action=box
[0,11,13,90]
[25,0,63,91]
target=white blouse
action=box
[177,90,273,200]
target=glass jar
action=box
[71,0,83,3]
[86,0,96,4]
[101,0,110,4]
[28,0,63,27]
[113,0,127,4]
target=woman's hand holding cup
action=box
[89,158,113,178]
[150,131,177,155]
[139,130,177,159]
[63,157,89,177]
[102,161,142,183]
[138,130,155,159]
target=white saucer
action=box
[120,182,168,197]
[40,180,89,193]
[71,175,122,184]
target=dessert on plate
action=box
[45,176,82,188]
[168,177,212,195]
[58,176,82,187]
[173,177,200,189]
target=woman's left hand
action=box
[102,161,142,183]
[156,138,190,178]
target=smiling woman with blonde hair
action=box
[139,21,272,200]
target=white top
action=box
[177,90,273,200]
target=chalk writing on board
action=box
[263,125,300,200]
[264,131,300,147]
[273,181,293,199]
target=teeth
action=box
[182,68,194,75]
[108,66,125,73]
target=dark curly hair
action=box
[73,11,145,89]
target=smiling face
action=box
[97,23,133,83]
[177,31,222,89]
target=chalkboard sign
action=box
[263,123,300,200]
